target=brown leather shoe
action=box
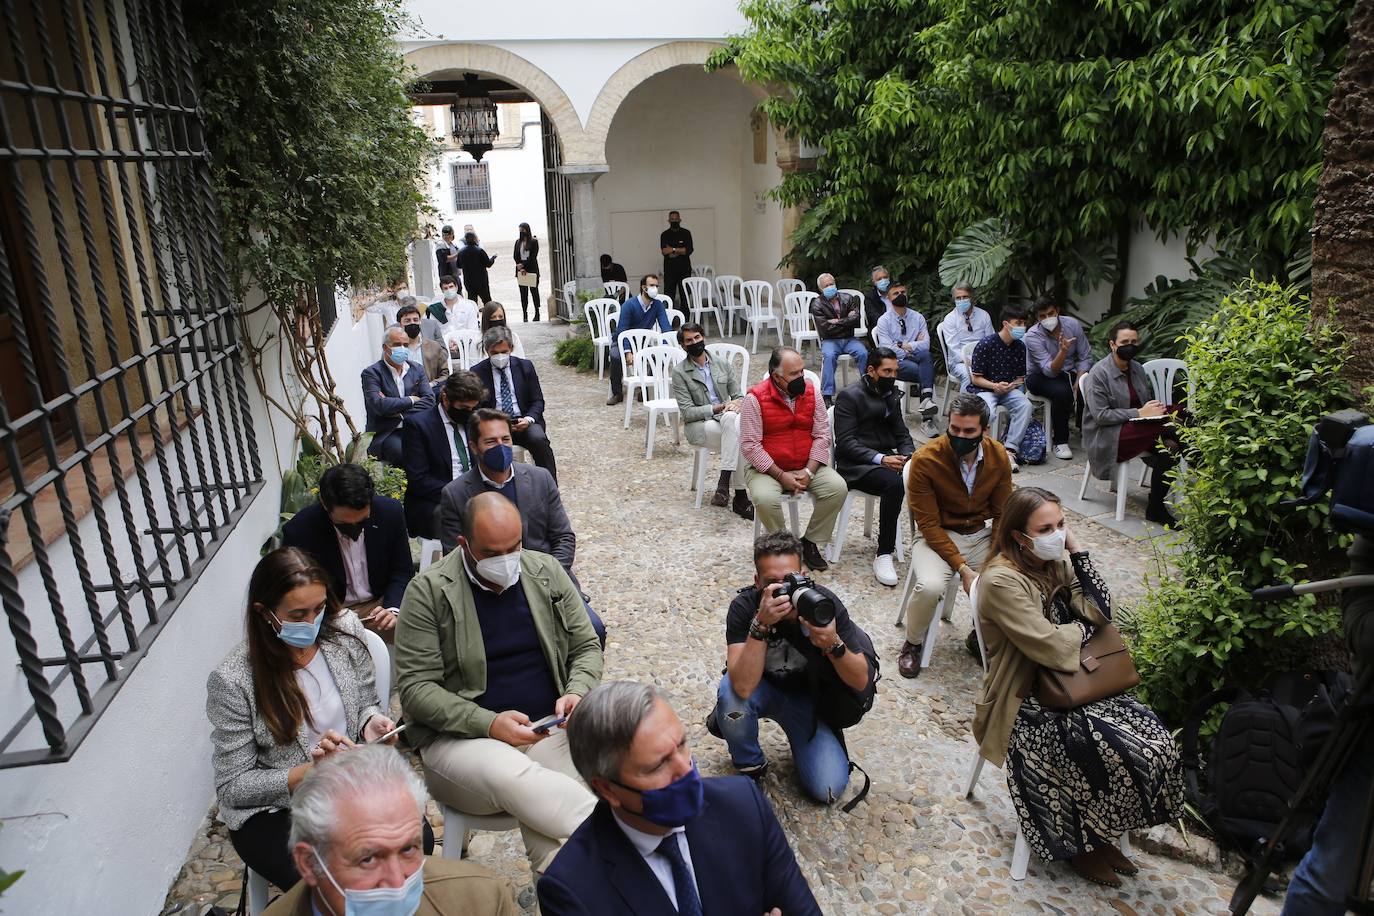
[801,538,829,572]
[711,486,730,508]
[1099,842,1138,876]
[898,641,922,679]
[731,491,754,520]
[1069,849,1123,888]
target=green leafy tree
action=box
[1122,281,1351,723]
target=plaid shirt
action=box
[739,383,832,473]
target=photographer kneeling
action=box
[1283,532,1374,915]
[708,532,878,805]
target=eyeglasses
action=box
[898,318,906,335]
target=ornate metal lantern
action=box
[450,73,498,161]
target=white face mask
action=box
[1024,527,1067,562]
[475,549,522,591]
[489,353,511,370]
[1039,315,1059,332]
[645,285,659,299]
[442,288,458,301]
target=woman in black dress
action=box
[513,222,541,322]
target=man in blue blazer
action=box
[471,326,557,480]
[401,369,486,540]
[539,681,820,916]
[280,463,413,641]
[363,325,435,465]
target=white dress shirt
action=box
[333,528,372,604]
[611,815,698,910]
[491,363,526,419]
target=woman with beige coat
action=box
[972,487,1183,887]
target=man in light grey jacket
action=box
[671,322,753,518]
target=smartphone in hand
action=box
[367,723,408,744]
[530,714,567,734]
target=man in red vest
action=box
[739,347,849,571]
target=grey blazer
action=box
[672,354,742,446]
[1081,354,1153,480]
[437,464,576,571]
[206,610,382,830]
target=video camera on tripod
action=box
[1230,409,1374,914]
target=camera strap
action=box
[840,761,870,813]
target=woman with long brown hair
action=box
[480,301,526,357]
[206,547,426,891]
[972,487,1182,887]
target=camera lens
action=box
[793,586,835,628]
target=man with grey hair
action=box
[806,272,866,405]
[939,282,996,392]
[863,264,895,336]
[538,681,820,916]
[362,324,434,465]
[471,327,557,480]
[267,745,517,915]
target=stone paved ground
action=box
[162,317,1279,915]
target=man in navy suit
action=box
[471,326,557,480]
[539,681,820,916]
[280,463,413,641]
[402,369,486,540]
[363,324,435,466]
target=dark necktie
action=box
[498,369,515,415]
[656,835,703,916]
[452,426,469,472]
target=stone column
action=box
[558,164,609,296]
[774,134,816,280]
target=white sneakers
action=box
[1054,443,1074,460]
[874,554,899,587]
[919,396,939,419]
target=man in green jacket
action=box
[396,491,603,873]
[671,322,753,518]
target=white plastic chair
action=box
[618,329,665,428]
[682,276,725,336]
[841,289,867,339]
[1137,358,1191,485]
[584,298,620,380]
[561,280,578,316]
[692,264,715,281]
[742,281,784,353]
[440,804,519,861]
[418,539,443,571]
[716,275,745,335]
[826,405,906,564]
[604,280,630,302]
[660,303,687,331]
[784,291,819,358]
[1078,458,1135,522]
[444,329,483,372]
[640,345,686,458]
[777,278,804,304]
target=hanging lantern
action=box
[450,73,498,161]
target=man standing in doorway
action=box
[659,210,693,305]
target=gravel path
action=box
[163,317,1276,915]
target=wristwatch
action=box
[748,615,773,641]
[826,640,847,658]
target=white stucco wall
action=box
[597,67,778,286]
[1071,227,1219,324]
[426,102,549,241]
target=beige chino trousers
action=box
[902,527,992,644]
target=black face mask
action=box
[1116,343,1139,362]
[448,407,472,426]
[891,293,908,310]
[669,220,681,228]
[403,323,421,340]
[778,374,806,398]
[868,374,896,395]
[949,433,982,457]
[684,340,706,358]
[333,519,367,540]
[487,318,506,329]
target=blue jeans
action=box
[948,362,971,391]
[714,672,850,804]
[895,350,934,392]
[1283,729,1374,914]
[976,387,1032,452]
[820,337,868,396]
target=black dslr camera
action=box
[774,572,836,628]
[1286,409,1374,536]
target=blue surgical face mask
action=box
[272,610,323,649]
[1010,325,1027,341]
[614,761,705,828]
[481,443,514,473]
[875,278,891,293]
[954,297,972,314]
[313,849,424,916]
[822,285,838,299]
[386,346,410,367]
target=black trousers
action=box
[230,808,435,891]
[1025,372,1077,446]
[519,278,540,315]
[515,422,557,482]
[848,465,905,556]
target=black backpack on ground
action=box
[1181,670,1351,864]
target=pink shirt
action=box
[738,385,832,474]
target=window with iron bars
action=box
[0,0,262,766]
[451,162,492,212]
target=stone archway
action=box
[403,43,600,166]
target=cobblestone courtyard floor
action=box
[163,317,1277,915]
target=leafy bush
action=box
[554,336,597,373]
[1122,280,1351,724]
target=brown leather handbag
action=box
[1035,621,1140,711]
